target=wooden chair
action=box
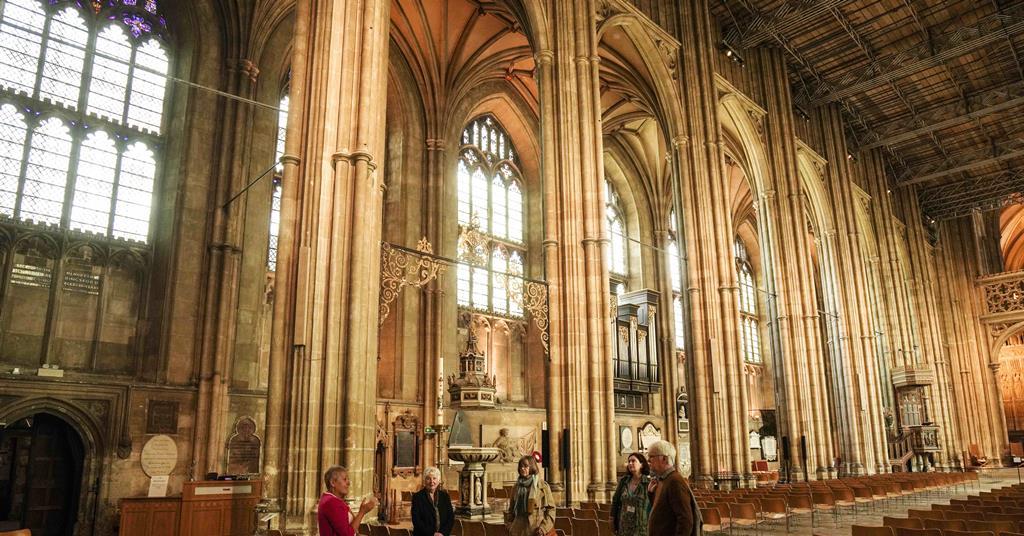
[908,509,945,520]
[462,520,487,536]
[756,497,789,533]
[921,518,966,531]
[701,506,727,534]
[596,519,614,536]
[574,509,597,520]
[371,525,390,536]
[969,444,990,467]
[883,517,924,530]
[387,529,411,536]
[554,517,573,535]
[947,511,978,521]
[851,527,895,536]
[482,523,508,536]
[570,518,598,535]
[0,531,31,536]
[966,519,1019,533]
[893,530,942,536]
[728,502,760,534]
[941,531,997,536]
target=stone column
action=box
[540,0,616,501]
[192,57,261,475]
[262,0,391,530]
[812,104,889,474]
[674,0,749,486]
[894,189,962,469]
[755,48,835,479]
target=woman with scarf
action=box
[610,453,652,536]
[411,467,454,536]
[505,455,555,536]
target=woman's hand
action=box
[647,478,659,495]
[359,495,379,514]
[533,529,546,536]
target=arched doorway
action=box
[0,413,85,535]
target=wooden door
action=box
[1,414,83,536]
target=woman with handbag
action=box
[610,453,652,536]
[505,455,555,536]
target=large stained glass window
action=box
[735,238,761,363]
[456,116,524,317]
[0,0,168,243]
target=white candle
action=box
[437,355,445,426]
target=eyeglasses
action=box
[650,454,668,461]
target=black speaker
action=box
[800,435,808,482]
[561,428,570,470]
[780,436,791,483]
[541,429,550,468]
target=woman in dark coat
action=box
[411,466,454,536]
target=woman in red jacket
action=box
[318,465,378,536]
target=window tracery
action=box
[0,0,166,367]
[456,116,524,318]
[0,0,169,242]
[735,238,761,364]
[668,211,684,350]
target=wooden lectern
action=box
[119,480,261,536]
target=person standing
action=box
[611,452,652,536]
[411,467,454,536]
[505,455,555,536]
[318,465,378,536]
[646,441,700,536]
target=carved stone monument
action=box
[447,411,499,519]
[447,332,497,409]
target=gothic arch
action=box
[0,397,106,535]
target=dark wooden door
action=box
[1,414,83,536]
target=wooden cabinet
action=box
[179,480,262,536]
[119,481,261,536]
[119,497,181,536]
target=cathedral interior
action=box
[0,0,1023,534]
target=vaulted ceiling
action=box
[711,0,1024,222]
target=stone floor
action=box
[738,468,1022,535]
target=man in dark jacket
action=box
[646,440,701,536]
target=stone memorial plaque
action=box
[481,425,537,463]
[141,434,178,476]
[146,400,179,434]
[226,417,261,474]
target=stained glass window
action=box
[0,0,169,243]
[735,238,761,363]
[456,116,525,317]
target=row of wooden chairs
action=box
[852,482,1024,536]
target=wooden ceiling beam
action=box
[807,7,1024,106]
[724,0,850,49]
[858,82,1024,149]
[918,169,1024,221]
[897,138,1024,187]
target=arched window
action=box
[668,211,684,350]
[456,116,524,317]
[735,238,761,363]
[0,0,169,243]
[606,179,627,294]
[267,93,288,271]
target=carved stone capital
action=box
[332,150,378,172]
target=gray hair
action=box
[422,466,442,487]
[324,465,347,491]
[647,440,676,467]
